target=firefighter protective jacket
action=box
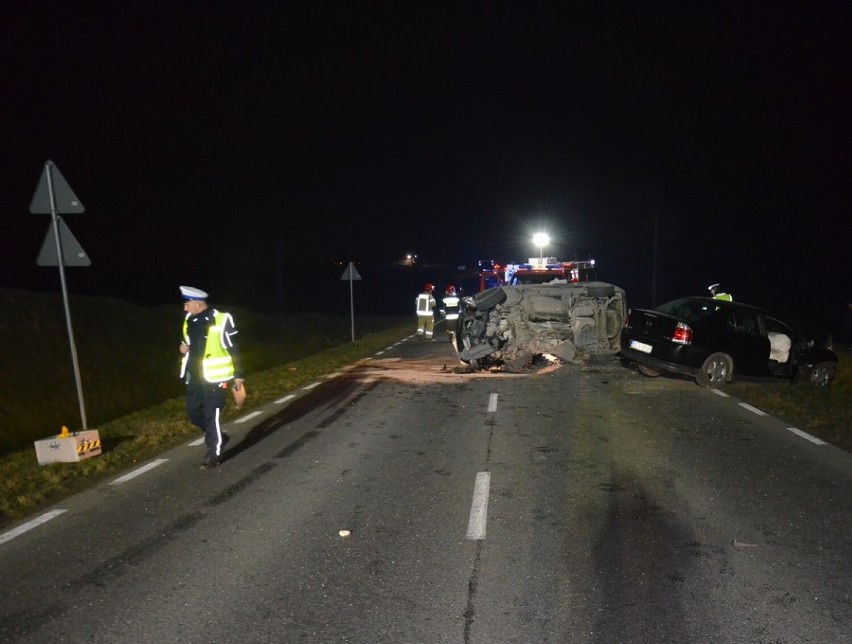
[416,292,436,316]
[443,294,460,320]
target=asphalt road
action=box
[1,332,850,643]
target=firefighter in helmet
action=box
[442,285,460,342]
[416,282,437,340]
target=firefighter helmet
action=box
[446,285,456,294]
[424,283,434,293]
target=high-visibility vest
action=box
[180,310,236,383]
[416,293,435,316]
[443,295,460,320]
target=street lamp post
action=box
[532,232,550,266]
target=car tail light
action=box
[672,322,692,345]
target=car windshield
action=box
[655,298,716,323]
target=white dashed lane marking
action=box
[739,402,767,416]
[109,459,168,485]
[786,427,826,445]
[466,472,491,540]
[487,393,498,413]
[0,510,67,546]
[715,389,826,446]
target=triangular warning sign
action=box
[37,217,91,266]
[340,262,362,281]
[29,160,85,214]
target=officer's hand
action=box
[179,342,189,354]
[233,378,245,391]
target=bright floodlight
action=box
[533,232,550,264]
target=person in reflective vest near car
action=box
[442,285,460,341]
[416,282,437,340]
[708,283,733,301]
[178,286,245,469]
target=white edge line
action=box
[786,427,826,445]
[487,393,499,413]
[188,437,205,446]
[466,471,491,540]
[235,410,263,424]
[374,350,385,356]
[275,394,296,404]
[0,509,67,546]
[303,382,321,390]
[712,389,730,398]
[738,402,767,416]
[109,459,168,485]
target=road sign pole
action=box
[340,261,362,343]
[349,266,355,343]
[45,161,88,430]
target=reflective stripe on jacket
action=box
[180,310,236,383]
[416,293,436,316]
[443,295,460,320]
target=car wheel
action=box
[587,285,615,298]
[473,287,507,311]
[697,352,733,387]
[807,361,835,388]
[637,364,662,377]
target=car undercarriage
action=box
[453,282,627,371]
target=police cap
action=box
[180,285,208,300]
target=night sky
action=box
[2,3,849,328]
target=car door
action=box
[726,309,770,375]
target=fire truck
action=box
[477,257,596,292]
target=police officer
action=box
[708,283,733,301]
[178,286,245,469]
[416,283,437,341]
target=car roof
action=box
[667,296,769,314]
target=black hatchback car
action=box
[620,297,838,387]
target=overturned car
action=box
[452,282,628,371]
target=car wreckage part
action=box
[806,361,835,388]
[637,364,662,378]
[455,283,627,371]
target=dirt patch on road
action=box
[348,356,528,385]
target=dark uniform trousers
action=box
[186,382,227,462]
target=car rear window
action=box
[656,298,714,323]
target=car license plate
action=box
[630,340,653,354]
